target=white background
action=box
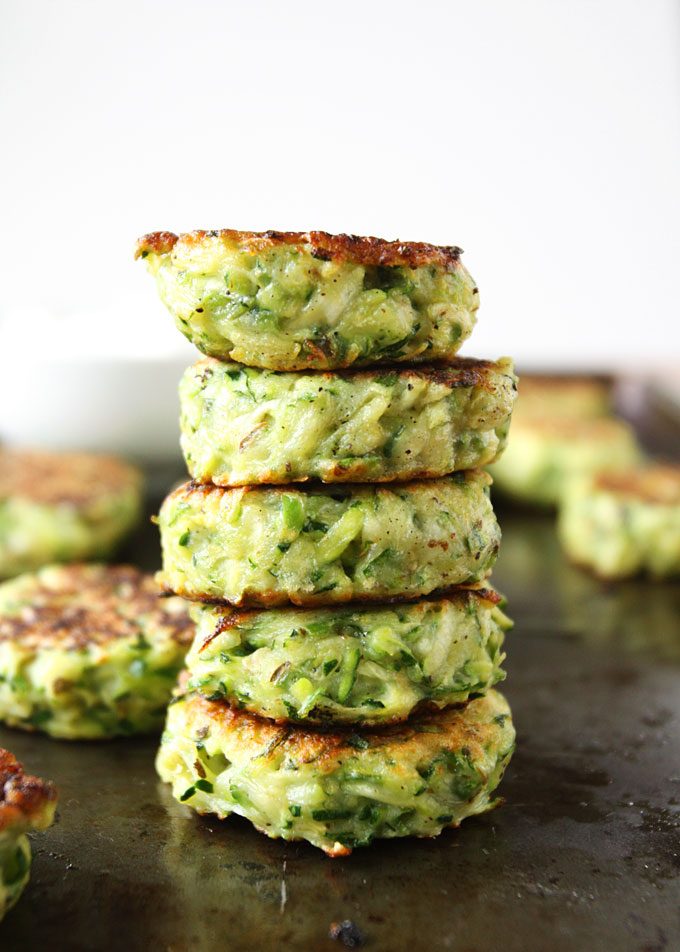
[1,0,679,455]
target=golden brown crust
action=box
[197,585,501,651]
[135,231,178,257]
[193,355,509,391]
[0,564,194,650]
[593,463,680,504]
[170,469,490,508]
[188,463,491,488]
[0,448,141,506]
[161,580,493,610]
[179,688,498,771]
[0,748,57,832]
[135,229,466,272]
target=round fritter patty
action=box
[0,564,194,739]
[185,588,509,725]
[156,686,514,856]
[0,448,143,579]
[135,229,479,370]
[0,748,57,920]
[157,472,500,607]
[488,415,641,506]
[558,462,680,579]
[180,356,516,486]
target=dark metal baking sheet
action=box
[2,473,680,951]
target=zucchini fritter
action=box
[0,748,57,919]
[186,588,510,725]
[558,463,680,578]
[157,473,501,606]
[0,448,143,579]
[136,229,479,370]
[156,686,514,856]
[489,415,641,506]
[180,356,516,485]
[0,564,194,739]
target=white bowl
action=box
[0,304,197,464]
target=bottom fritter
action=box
[156,686,515,856]
[0,748,57,920]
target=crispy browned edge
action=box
[195,465,489,489]
[164,468,491,506]
[0,564,194,650]
[172,680,508,854]
[135,229,466,272]
[177,673,502,753]
[193,693,471,731]
[0,748,57,832]
[161,579,496,610]
[195,585,502,651]
[193,354,512,391]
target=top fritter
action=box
[135,230,479,370]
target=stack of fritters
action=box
[138,229,518,855]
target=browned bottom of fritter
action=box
[175,671,503,761]
[158,580,494,609]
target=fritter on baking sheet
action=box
[156,685,514,856]
[558,462,680,578]
[512,374,612,420]
[488,415,641,506]
[0,564,193,739]
[0,448,143,579]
